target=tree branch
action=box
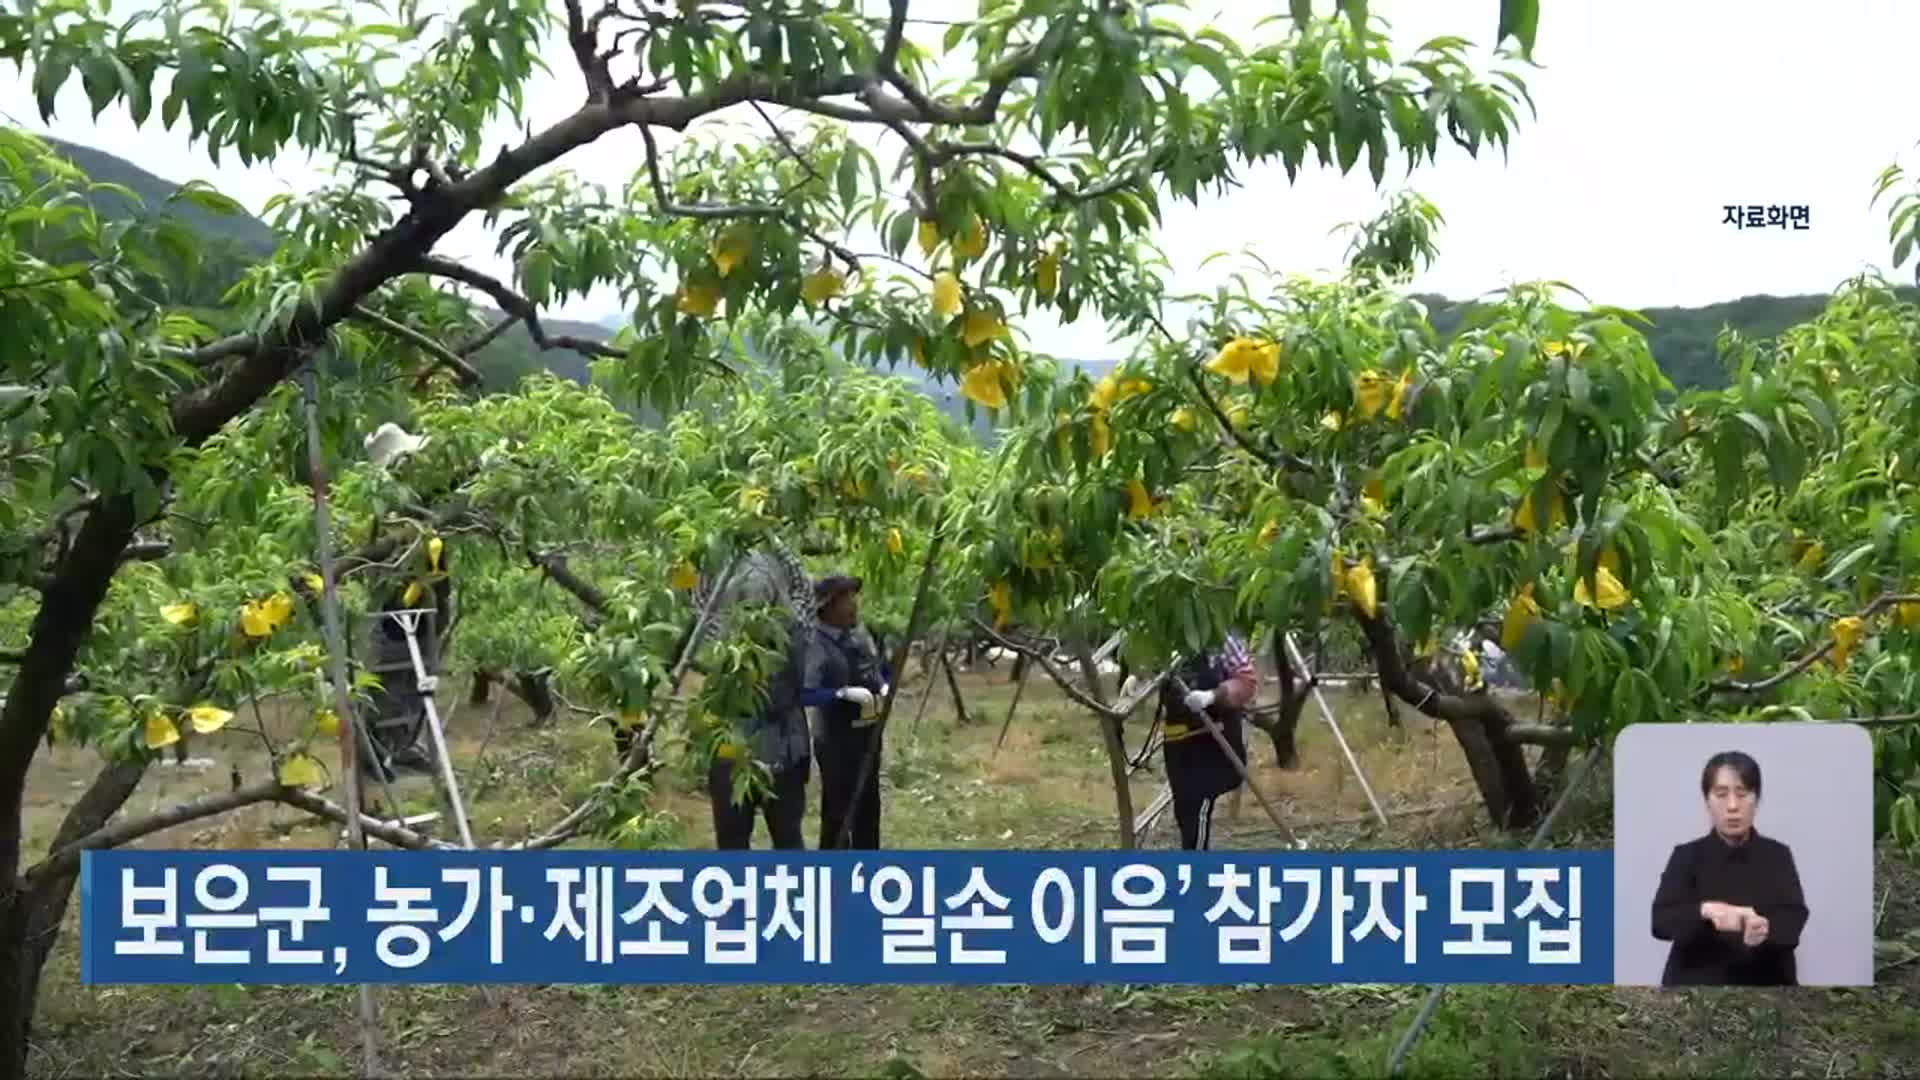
[350,305,484,389]
[1711,592,1920,695]
[273,788,450,850]
[25,779,285,883]
[636,124,862,273]
[456,314,518,357]
[1185,365,1312,475]
[1467,524,1524,546]
[528,547,611,616]
[115,541,172,565]
[564,0,617,102]
[968,617,1164,719]
[1505,724,1577,748]
[873,0,1074,127]
[930,141,1141,205]
[411,255,625,358]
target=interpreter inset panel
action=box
[1612,722,1873,987]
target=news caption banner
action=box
[82,850,1613,986]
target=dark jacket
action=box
[1159,650,1250,801]
[1651,830,1808,986]
[737,618,814,775]
[800,623,893,740]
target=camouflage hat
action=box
[813,574,863,609]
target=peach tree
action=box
[0,0,1543,1067]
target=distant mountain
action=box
[45,137,279,256]
[35,136,1910,414]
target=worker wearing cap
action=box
[798,574,894,849]
[1158,633,1258,850]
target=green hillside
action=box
[38,135,614,395]
[35,135,1904,405]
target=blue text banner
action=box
[82,849,1613,985]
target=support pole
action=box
[1385,749,1599,1076]
[940,645,972,725]
[1132,785,1173,843]
[909,627,947,737]
[300,365,382,1078]
[1285,633,1389,828]
[990,653,1036,759]
[396,610,475,847]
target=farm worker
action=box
[707,609,814,850]
[360,548,452,781]
[1158,632,1259,850]
[800,574,895,849]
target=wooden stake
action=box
[300,365,382,1078]
[908,627,946,737]
[990,653,1035,759]
[940,646,971,725]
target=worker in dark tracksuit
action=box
[1158,633,1258,850]
[708,612,812,850]
[801,574,894,850]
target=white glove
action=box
[837,686,875,706]
[878,684,891,701]
[1184,689,1216,713]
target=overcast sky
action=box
[3,1,1915,357]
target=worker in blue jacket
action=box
[799,574,894,849]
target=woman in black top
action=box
[1649,751,1809,986]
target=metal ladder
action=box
[356,607,475,847]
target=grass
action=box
[20,665,1920,1078]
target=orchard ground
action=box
[21,666,1920,1079]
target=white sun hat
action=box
[364,422,429,469]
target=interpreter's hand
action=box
[1184,689,1217,713]
[1700,901,1748,933]
[1742,914,1770,947]
[836,686,875,706]
[878,684,891,701]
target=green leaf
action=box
[1180,43,1235,94]
[836,148,860,210]
[885,212,913,257]
[1337,0,1369,33]
[1822,542,1878,585]
[171,182,246,217]
[1497,0,1540,59]
[34,52,72,121]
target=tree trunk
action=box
[1,757,148,1079]
[1378,673,1402,729]
[1352,612,1540,830]
[1099,714,1135,849]
[512,668,555,724]
[1532,740,1572,802]
[0,489,143,1080]
[1075,645,1134,850]
[469,670,495,706]
[1254,631,1306,769]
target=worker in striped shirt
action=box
[1157,633,1259,850]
